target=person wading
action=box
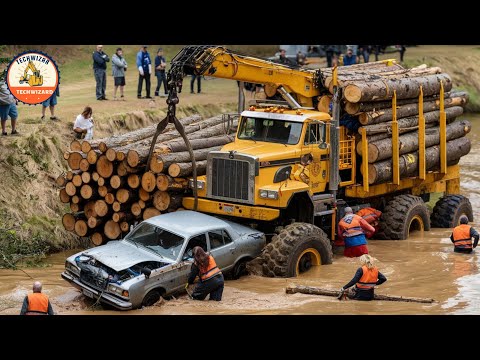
[451,215,479,254]
[338,207,375,257]
[340,254,387,301]
[20,281,55,315]
[187,246,224,301]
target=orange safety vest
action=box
[339,214,364,238]
[198,256,222,282]
[356,207,382,224]
[452,224,473,250]
[356,265,379,290]
[26,293,49,315]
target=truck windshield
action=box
[125,222,185,261]
[238,117,303,145]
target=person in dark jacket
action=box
[190,74,201,94]
[154,48,167,97]
[278,49,293,66]
[343,47,358,66]
[136,45,152,99]
[187,246,224,301]
[92,45,110,100]
[323,45,335,67]
[20,281,55,315]
[450,215,479,254]
[340,254,387,301]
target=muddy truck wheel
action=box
[377,194,431,240]
[261,223,332,278]
[430,195,473,228]
[142,289,161,307]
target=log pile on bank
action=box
[318,61,472,185]
[57,114,237,246]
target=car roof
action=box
[144,211,231,238]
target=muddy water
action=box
[1,114,480,315]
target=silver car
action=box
[61,211,266,310]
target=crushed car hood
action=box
[82,241,172,271]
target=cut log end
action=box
[344,84,362,103]
[149,158,164,174]
[91,232,105,246]
[59,189,70,203]
[127,174,141,189]
[74,220,89,237]
[94,200,109,217]
[87,150,98,165]
[106,148,117,162]
[62,213,76,231]
[143,207,161,220]
[104,220,121,240]
[81,141,92,154]
[153,190,170,211]
[105,193,115,205]
[56,175,67,187]
[70,140,82,152]
[96,155,114,179]
[141,171,157,192]
[127,150,140,168]
[131,203,142,216]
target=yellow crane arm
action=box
[170,46,320,108]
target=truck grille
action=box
[80,271,108,291]
[211,158,250,201]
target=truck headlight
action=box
[65,261,80,276]
[189,179,205,189]
[259,189,278,200]
[108,284,129,298]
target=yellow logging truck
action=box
[165,46,472,277]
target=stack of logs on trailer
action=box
[317,61,471,185]
[57,114,237,246]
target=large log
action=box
[81,140,92,154]
[152,191,170,211]
[80,184,98,200]
[70,139,82,152]
[74,219,91,237]
[79,159,91,172]
[151,146,221,173]
[83,114,202,151]
[67,152,85,170]
[94,200,109,217]
[168,160,207,178]
[156,174,188,191]
[285,285,435,303]
[366,137,471,184]
[366,120,471,163]
[159,135,235,153]
[143,207,161,220]
[344,73,452,103]
[72,174,83,187]
[86,149,99,165]
[91,232,105,246]
[96,155,114,179]
[358,94,468,125]
[359,106,463,135]
[62,213,78,231]
[116,189,136,204]
[110,175,126,189]
[59,189,70,203]
[104,220,121,240]
[127,174,141,189]
[141,171,157,192]
[65,182,77,196]
[123,118,236,167]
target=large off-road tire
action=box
[377,194,431,240]
[430,195,473,228]
[261,223,332,278]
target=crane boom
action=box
[170,46,320,108]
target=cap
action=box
[344,207,353,213]
[143,45,148,48]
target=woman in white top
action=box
[73,106,94,140]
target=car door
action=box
[207,229,236,271]
[173,233,208,291]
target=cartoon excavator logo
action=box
[19,61,43,86]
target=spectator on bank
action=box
[92,45,110,101]
[296,51,306,66]
[73,106,94,140]
[323,45,335,67]
[0,80,18,136]
[278,49,293,66]
[136,45,152,99]
[397,45,406,62]
[41,86,59,121]
[154,48,168,97]
[343,47,358,66]
[111,48,128,101]
[358,45,371,63]
[190,74,202,94]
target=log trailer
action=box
[152,45,473,278]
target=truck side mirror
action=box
[319,142,328,150]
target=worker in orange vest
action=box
[338,207,375,257]
[356,207,382,238]
[340,254,387,301]
[20,281,55,315]
[187,246,224,301]
[451,215,479,254]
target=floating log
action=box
[285,285,435,303]
[366,120,471,163]
[366,137,471,184]
[344,73,452,103]
[168,160,207,178]
[359,106,463,135]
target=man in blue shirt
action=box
[136,45,152,99]
[343,47,358,66]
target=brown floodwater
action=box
[1,114,480,315]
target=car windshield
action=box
[238,117,303,145]
[125,222,185,261]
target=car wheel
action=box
[142,289,161,307]
[232,259,248,280]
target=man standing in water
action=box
[338,207,375,257]
[451,215,479,254]
[20,281,55,315]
